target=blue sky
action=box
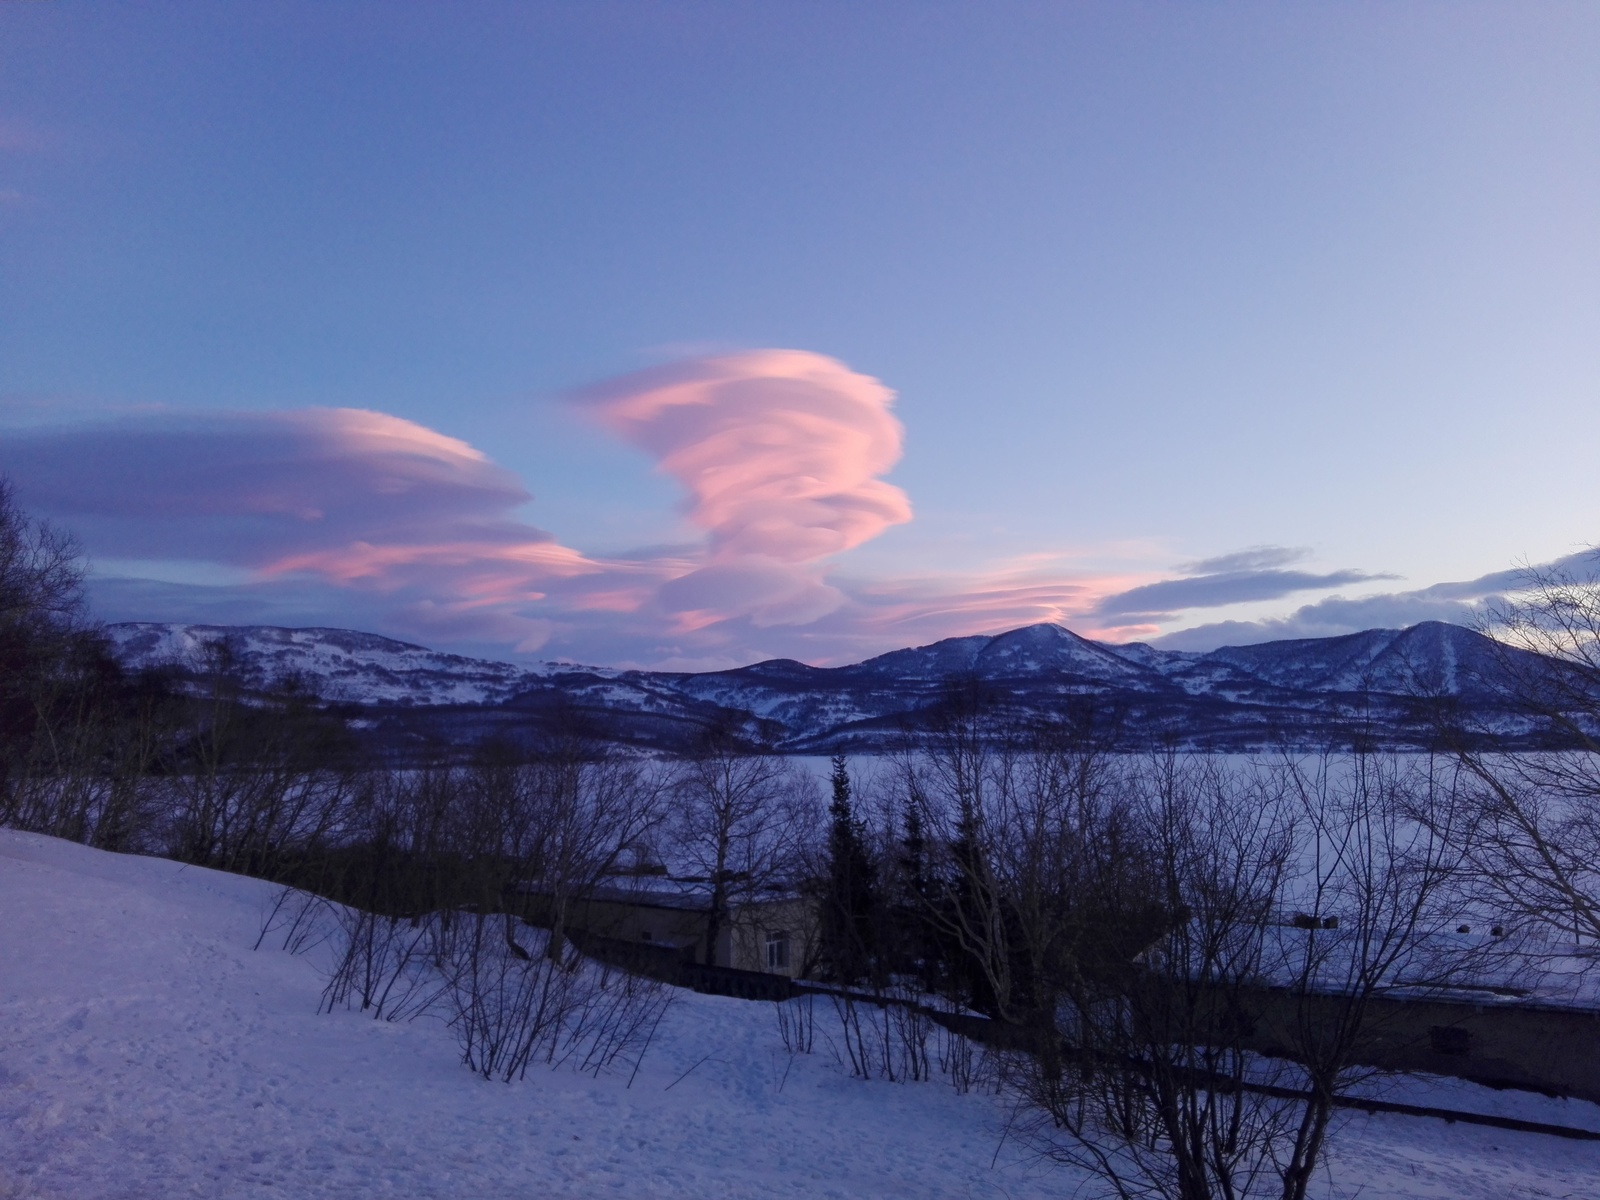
[1,2,1596,667]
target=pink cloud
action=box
[0,407,646,652]
[572,350,912,564]
[266,538,603,587]
[0,358,1161,666]
[657,559,849,631]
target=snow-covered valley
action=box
[5,830,1600,1198]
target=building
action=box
[515,871,819,979]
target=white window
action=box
[766,931,790,971]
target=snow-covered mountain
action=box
[105,619,1577,752]
[106,622,613,707]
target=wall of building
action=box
[528,890,819,979]
[1243,987,1600,1103]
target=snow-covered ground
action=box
[4,830,1600,1199]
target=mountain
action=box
[105,619,1576,755]
[105,622,564,706]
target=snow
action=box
[5,829,1600,1198]
[103,622,616,708]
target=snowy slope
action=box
[0,830,1061,1199]
[5,829,1600,1199]
[1199,623,1500,697]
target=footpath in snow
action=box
[4,829,1600,1199]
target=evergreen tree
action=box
[890,797,934,986]
[820,754,876,983]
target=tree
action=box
[0,478,91,788]
[0,479,163,845]
[1448,552,1600,945]
[891,718,1495,1200]
[819,754,877,984]
[1010,757,1310,1200]
[164,638,360,876]
[668,735,813,968]
[1269,751,1488,1200]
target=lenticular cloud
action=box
[0,407,560,566]
[572,350,912,564]
[0,353,1145,664]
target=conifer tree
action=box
[890,798,935,986]
[820,754,876,983]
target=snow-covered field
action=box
[5,829,1600,1199]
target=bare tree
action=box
[433,743,674,1080]
[0,478,175,850]
[889,722,1500,1200]
[1,477,87,816]
[163,641,360,878]
[518,740,671,964]
[1268,751,1490,1200]
[1012,754,1299,1200]
[668,737,815,968]
[1449,553,1600,946]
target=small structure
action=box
[514,870,818,979]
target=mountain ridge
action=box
[104,619,1570,753]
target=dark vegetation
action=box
[6,478,1600,1198]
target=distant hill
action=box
[105,619,1581,755]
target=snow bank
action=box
[3,830,1599,1198]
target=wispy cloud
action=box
[1150,554,1596,651]
[1092,544,1393,620]
[568,350,922,639]
[4,408,550,562]
[1177,545,1309,575]
[0,407,628,652]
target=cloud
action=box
[0,357,933,662]
[1093,566,1393,619]
[571,350,912,563]
[1178,545,1309,575]
[1149,553,1597,651]
[656,560,848,630]
[0,407,635,654]
[0,408,557,564]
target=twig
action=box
[627,995,672,1090]
[991,1095,1024,1170]
[665,1054,711,1091]
[778,1051,795,1094]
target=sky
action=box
[1,2,1596,669]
